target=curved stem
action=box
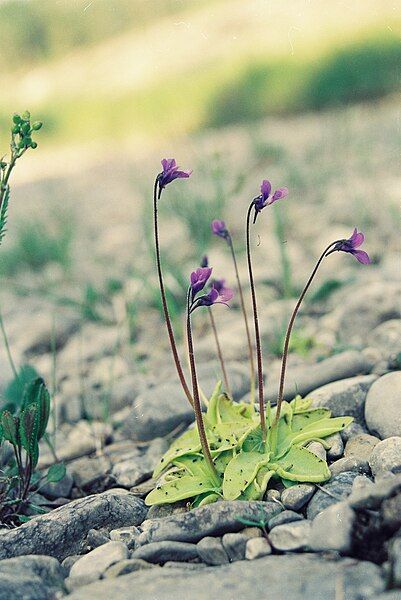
[0,307,19,381]
[153,179,193,407]
[246,203,266,443]
[227,235,255,407]
[208,307,231,397]
[187,291,220,484]
[273,241,339,426]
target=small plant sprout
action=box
[153,159,193,406]
[146,164,358,509]
[246,180,288,444]
[271,228,371,452]
[212,219,256,406]
[0,111,42,244]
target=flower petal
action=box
[260,180,272,200]
[353,249,371,265]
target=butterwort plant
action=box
[146,159,370,507]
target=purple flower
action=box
[211,219,229,239]
[210,278,226,293]
[332,228,371,265]
[158,158,191,191]
[254,179,288,216]
[190,267,212,299]
[196,285,234,309]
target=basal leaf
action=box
[223,451,270,500]
[270,446,330,483]
[290,408,331,433]
[145,475,219,506]
[205,381,223,425]
[153,428,201,478]
[290,416,353,446]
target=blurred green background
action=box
[0,0,400,147]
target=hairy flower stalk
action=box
[187,267,233,482]
[272,229,371,449]
[153,160,193,406]
[212,220,255,406]
[245,180,288,444]
[186,290,219,484]
[246,203,266,442]
[208,307,232,397]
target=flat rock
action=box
[265,350,374,403]
[137,501,281,545]
[68,541,128,589]
[328,281,401,345]
[307,471,359,519]
[245,537,272,559]
[281,484,315,511]
[326,432,344,460]
[104,558,155,578]
[348,474,401,510]
[369,437,401,477]
[309,502,355,553]
[329,456,370,477]
[0,489,147,561]
[197,537,228,565]
[344,434,380,461]
[133,541,199,564]
[268,510,304,529]
[269,520,311,552]
[365,372,401,439]
[0,555,65,600]
[67,555,384,599]
[221,532,248,562]
[310,374,377,424]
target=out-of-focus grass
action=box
[1,30,398,147]
[0,0,214,74]
[0,216,73,276]
[207,33,401,127]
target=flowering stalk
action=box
[246,203,266,442]
[186,290,220,484]
[271,228,371,449]
[207,307,232,397]
[212,220,256,406]
[245,181,288,445]
[153,160,193,406]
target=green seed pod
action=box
[31,141,38,149]
[22,110,31,121]
[21,122,30,135]
[12,114,21,124]
[31,121,42,131]
[12,125,20,134]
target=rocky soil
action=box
[0,100,400,599]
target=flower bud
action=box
[32,121,42,131]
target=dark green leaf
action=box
[46,462,66,483]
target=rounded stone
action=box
[369,437,401,477]
[365,372,401,439]
[281,484,315,511]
